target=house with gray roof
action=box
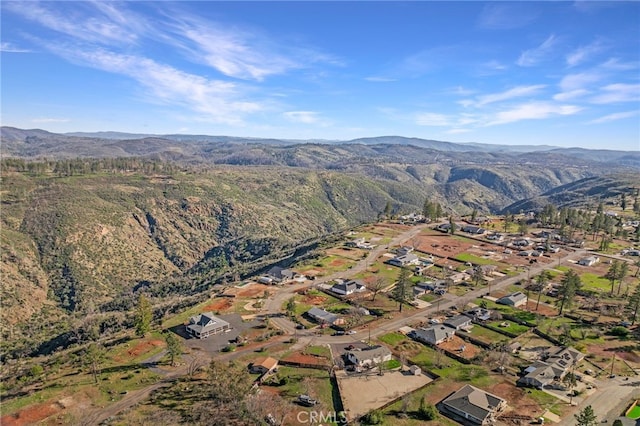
[517,346,585,389]
[440,384,506,425]
[411,325,454,346]
[343,345,392,368]
[388,253,421,267]
[306,307,343,326]
[444,315,473,330]
[496,292,528,308]
[266,266,296,282]
[330,279,366,296]
[186,312,231,339]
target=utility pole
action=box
[610,352,616,376]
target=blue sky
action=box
[2,1,639,150]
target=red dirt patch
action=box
[437,335,482,359]
[487,380,543,419]
[302,295,327,305]
[587,340,640,365]
[237,284,272,298]
[281,352,329,367]
[523,300,558,316]
[1,402,60,426]
[328,258,347,267]
[127,339,164,358]
[202,298,233,312]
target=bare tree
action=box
[369,276,387,301]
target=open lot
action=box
[335,368,432,421]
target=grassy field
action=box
[486,320,530,336]
[460,326,510,345]
[454,253,498,266]
[579,272,612,292]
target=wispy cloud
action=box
[31,117,70,123]
[4,1,144,45]
[487,101,582,125]
[52,46,262,125]
[283,111,322,124]
[559,71,603,92]
[365,76,396,82]
[553,89,589,102]
[517,34,558,67]
[589,110,639,124]
[0,42,30,53]
[477,3,538,30]
[474,85,547,106]
[590,83,640,104]
[415,113,452,127]
[566,39,605,67]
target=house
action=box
[448,271,469,284]
[344,345,392,368]
[416,281,437,291]
[265,266,296,282]
[345,237,375,250]
[388,253,421,267]
[186,312,231,339]
[249,356,279,375]
[497,292,528,308]
[440,384,507,425]
[436,223,457,233]
[409,365,422,376]
[512,238,531,247]
[478,265,497,276]
[411,325,455,345]
[486,233,504,242]
[578,256,599,266]
[330,279,366,296]
[462,225,486,235]
[517,346,585,389]
[306,307,344,326]
[396,246,414,256]
[444,315,473,330]
[465,308,492,322]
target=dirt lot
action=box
[413,233,477,259]
[487,380,547,420]
[522,300,558,316]
[1,402,61,426]
[281,352,329,367]
[326,247,366,260]
[301,294,327,305]
[437,335,483,360]
[202,298,233,312]
[336,369,432,421]
[586,339,640,366]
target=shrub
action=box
[417,399,438,421]
[609,326,629,337]
[361,409,384,425]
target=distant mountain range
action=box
[2,127,638,167]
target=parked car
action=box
[298,395,318,406]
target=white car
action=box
[428,318,440,324]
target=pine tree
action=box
[605,261,621,296]
[627,285,640,325]
[164,332,182,366]
[134,294,153,337]
[392,267,411,312]
[85,343,105,383]
[557,269,581,315]
[574,405,598,426]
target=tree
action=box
[285,297,297,318]
[164,331,182,366]
[471,267,486,287]
[369,276,387,301]
[621,193,627,211]
[448,216,455,235]
[616,262,629,295]
[535,271,551,311]
[84,343,105,383]
[134,294,153,336]
[417,398,438,420]
[557,269,582,315]
[574,405,598,426]
[627,285,640,325]
[471,209,478,222]
[392,267,412,312]
[517,219,528,235]
[383,201,392,219]
[606,260,621,296]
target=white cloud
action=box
[566,40,605,67]
[365,76,396,82]
[4,1,144,45]
[590,83,640,104]
[475,85,547,106]
[477,3,539,29]
[415,113,452,127]
[283,111,321,124]
[488,102,582,125]
[553,89,589,101]
[589,110,639,124]
[559,71,603,92]
[52,46,262,125]
[31,118,70,123]
[600,58,639,71]
[517,34,558,67]
[0,42,30,53]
